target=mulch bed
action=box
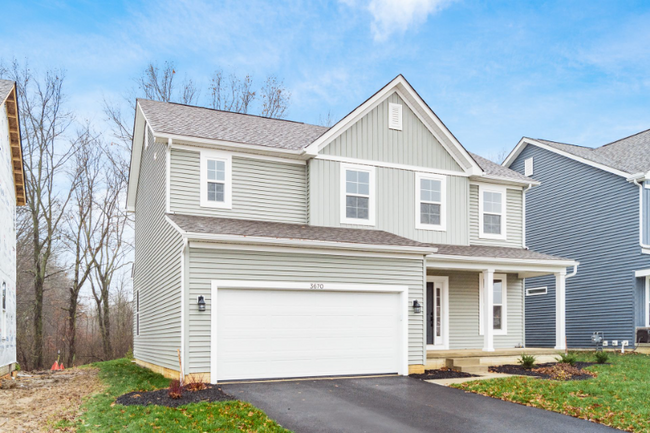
[116,384,236,408]
[489,362,598,381]
[410,368,479,380]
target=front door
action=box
[426,278,448,348]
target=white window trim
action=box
[388,102,402,131]
[479,273,508,336]
[427,276,450,351]
[646,276,649,328]
[340,163,375,226]
[524,157,533,177]
[641,181,650,249]
[478,184,507,240]
[200,150,233,209]
[526,286,547,296]
[415,173,447,231]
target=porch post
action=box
[482,269,495,352]
[555,270,567,350]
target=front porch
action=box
[425,347,562,374]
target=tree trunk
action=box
[32,224,44,370]
[66,296,78,366]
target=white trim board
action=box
[503,137,631,178]
[426,276,449,351]
[480,273,508,336]
[316,154,467,178]
[171,142,307,166]
[415,172,447,232]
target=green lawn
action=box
[452,352,650,432]
[61,358,290,433]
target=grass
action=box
[452,352,650,432]
[62,358,290,433]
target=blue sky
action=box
[1,0,649,159]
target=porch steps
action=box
[446,358,489,375]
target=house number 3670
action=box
[310,283,324,290]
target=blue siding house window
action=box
[641,180,650,246]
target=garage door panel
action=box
[215,288,402,381]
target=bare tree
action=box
[180,77,200,105]
[7,60,79,369]
[208,70,255,113]
[318,111,335,127]
[260,76,290,119]
[137,61,176,102]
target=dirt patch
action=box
[0,368,103,432]
[116,384,235,408]
[410,368,479,380]
[489,362,597,381]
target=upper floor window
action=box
[200,150,232,209]
[479,185,507,240]
[415,173,446,231]
[642,181,650,247]
[340,163,375,225]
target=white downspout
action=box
[180,237,189,382]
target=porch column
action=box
[555,270,567,350]
[482,269,495,352]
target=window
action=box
[524,157,533,177]
[200,151,232,209]
[646,277,650,328]
[479,274,507,335]
[388,103,402,130]
[415,173,446,231]
[526,287,548,296]
[136,290,140,337]
[642,181,650,247]
[340,163,375,225]
[1,282,5,340]
[479,185,507,240]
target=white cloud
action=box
[348,0,455,41]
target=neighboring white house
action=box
[0,80,25,377]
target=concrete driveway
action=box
[223,376,616,433]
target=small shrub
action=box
[556,353,577,366]
[518,354,537,370]
[595,351,609,364]
[124,347,134,360]
[168,380,183,399]
[185,374,207,392]
[14,363,20,372]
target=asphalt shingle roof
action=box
[139,99,329,151]
[534,131,650,174]
[429,243,571,261]
[0,79,14,103]
[167,214,432,248]
[469,152,531,182]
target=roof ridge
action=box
[598,127,650,148]
[138,98,329,129]
[535,137,593,149]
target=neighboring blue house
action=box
[504,131,650,349]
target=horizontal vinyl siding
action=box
[429,270,524,349]
[510,145,650,347]
[309,159,469,244]
[469,185,523,248]
[187,248,425,373]
[321,92,463,172]
[133,132,183,371]
[170,148,307,223]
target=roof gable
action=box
[304,75,483,175]
[0,79,25,206]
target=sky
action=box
[1,0,649,160]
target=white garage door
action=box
[214,287,404,382]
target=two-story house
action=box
[127,75,576,382]
[505,133,650,349]
[0,80,25,377]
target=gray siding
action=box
[187,248,425,373]
[308,159,469,244]
[170,147,307,223]
[429,270,524,349]
[133,130,184,371]
[469,184,524,248]
[320,92,463,172]
[510,145,650,347]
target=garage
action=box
[211,281,408,382]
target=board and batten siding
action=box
[170,147,307,223]
[186,248,426,374]
[320,92,463,172]
[469,184,523,248]
[429,270,525,349]
[308,159,469,244]
[133,130,184,371]
[510,144,650,347]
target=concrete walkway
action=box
[223,376,616,433]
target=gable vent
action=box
[524,157,533,177]
[388,103,402,131]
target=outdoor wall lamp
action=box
[413,300,422,314]
[197,295,206,312]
